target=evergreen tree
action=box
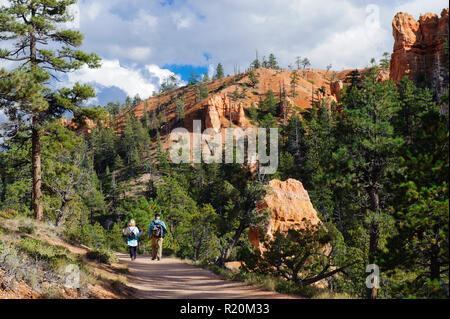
[332,65,403,298]
[248,70,259,88]
[379,52,390,72]
[260,90,278,116]
[268,53,279,69]
[290,70,300,98]
[175,98,185,122]
[214,63,225,80]
[382,79,449,298]
[132,94,142,106]
[0,0,101,220]
[188,71,199,85]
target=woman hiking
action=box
[122,219,143,261]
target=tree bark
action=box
[430,225,441,281]
[31,115,43,221]
[367,186,380,299]
[221,220,246,265]
[30,21,43,221]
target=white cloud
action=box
[171,12,193,30]
[395,0,448,19]
[108,45,152,61]
[68,59,157,98]
[86,2,102,21]
[67,59,182,99]
[64,3,80,29]
[146,64,181,85]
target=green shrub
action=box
[0,210,17,219]
[17,237,75,269]
[86,248,119,265]
[18,225,35,234]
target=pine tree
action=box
[290,70,300,98]
[248,71,259,88]
[188,71,199,85]
[175,98,185,122]
[214,63,225,79]
[0,0,101,220]
[333,64,403,298]
[260,90,278,116]
[268,53,279,69]
[382,79,449,298]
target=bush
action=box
[86,248,119,265]
[0,210,17,219]
[18,225,35,234]
[17,237,75,270]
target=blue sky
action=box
[0,0,449,108]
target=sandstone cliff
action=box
[390,8,449,96]
[248,179,324,251]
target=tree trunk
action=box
[32,115,43,221]
[430,225,440,281]
[367,187,380,299]
[221,220,245,265]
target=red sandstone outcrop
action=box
[204,94,249,131]
[330,80,343,101]
[390,8,449,95]
[248,179,325,251]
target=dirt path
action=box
[117,253,300,299]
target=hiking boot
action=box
[152,257,156,260]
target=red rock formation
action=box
[204,94,249,132]
[330,80,344,101]
[390,8,449,95]
[248,179,325,251]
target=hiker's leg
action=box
[151,238,157,259]
[129,246,133,259]
[157,238,163,260]
[131,246,137,260]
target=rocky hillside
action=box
[0,213,134,299]
[112,8,448,139]
[115,67,354,135]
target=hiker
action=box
[149,214,167,261]
[122,219,143,261]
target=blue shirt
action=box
[123,226,142,247]
[149,220,167,238]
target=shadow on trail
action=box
[117,253,300,299]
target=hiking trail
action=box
[117,253,300,299]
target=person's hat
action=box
[155,213,161,218]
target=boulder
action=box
[248,179,324,251]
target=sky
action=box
[0,0,449,110]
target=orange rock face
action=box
[390,8,449,95]
[248,179,324,251]
[204,94,249,132]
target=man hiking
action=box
[149,214,167,261]
[122,219,143,261]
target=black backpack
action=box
[151,223,162,238]
[128,229,137,241]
